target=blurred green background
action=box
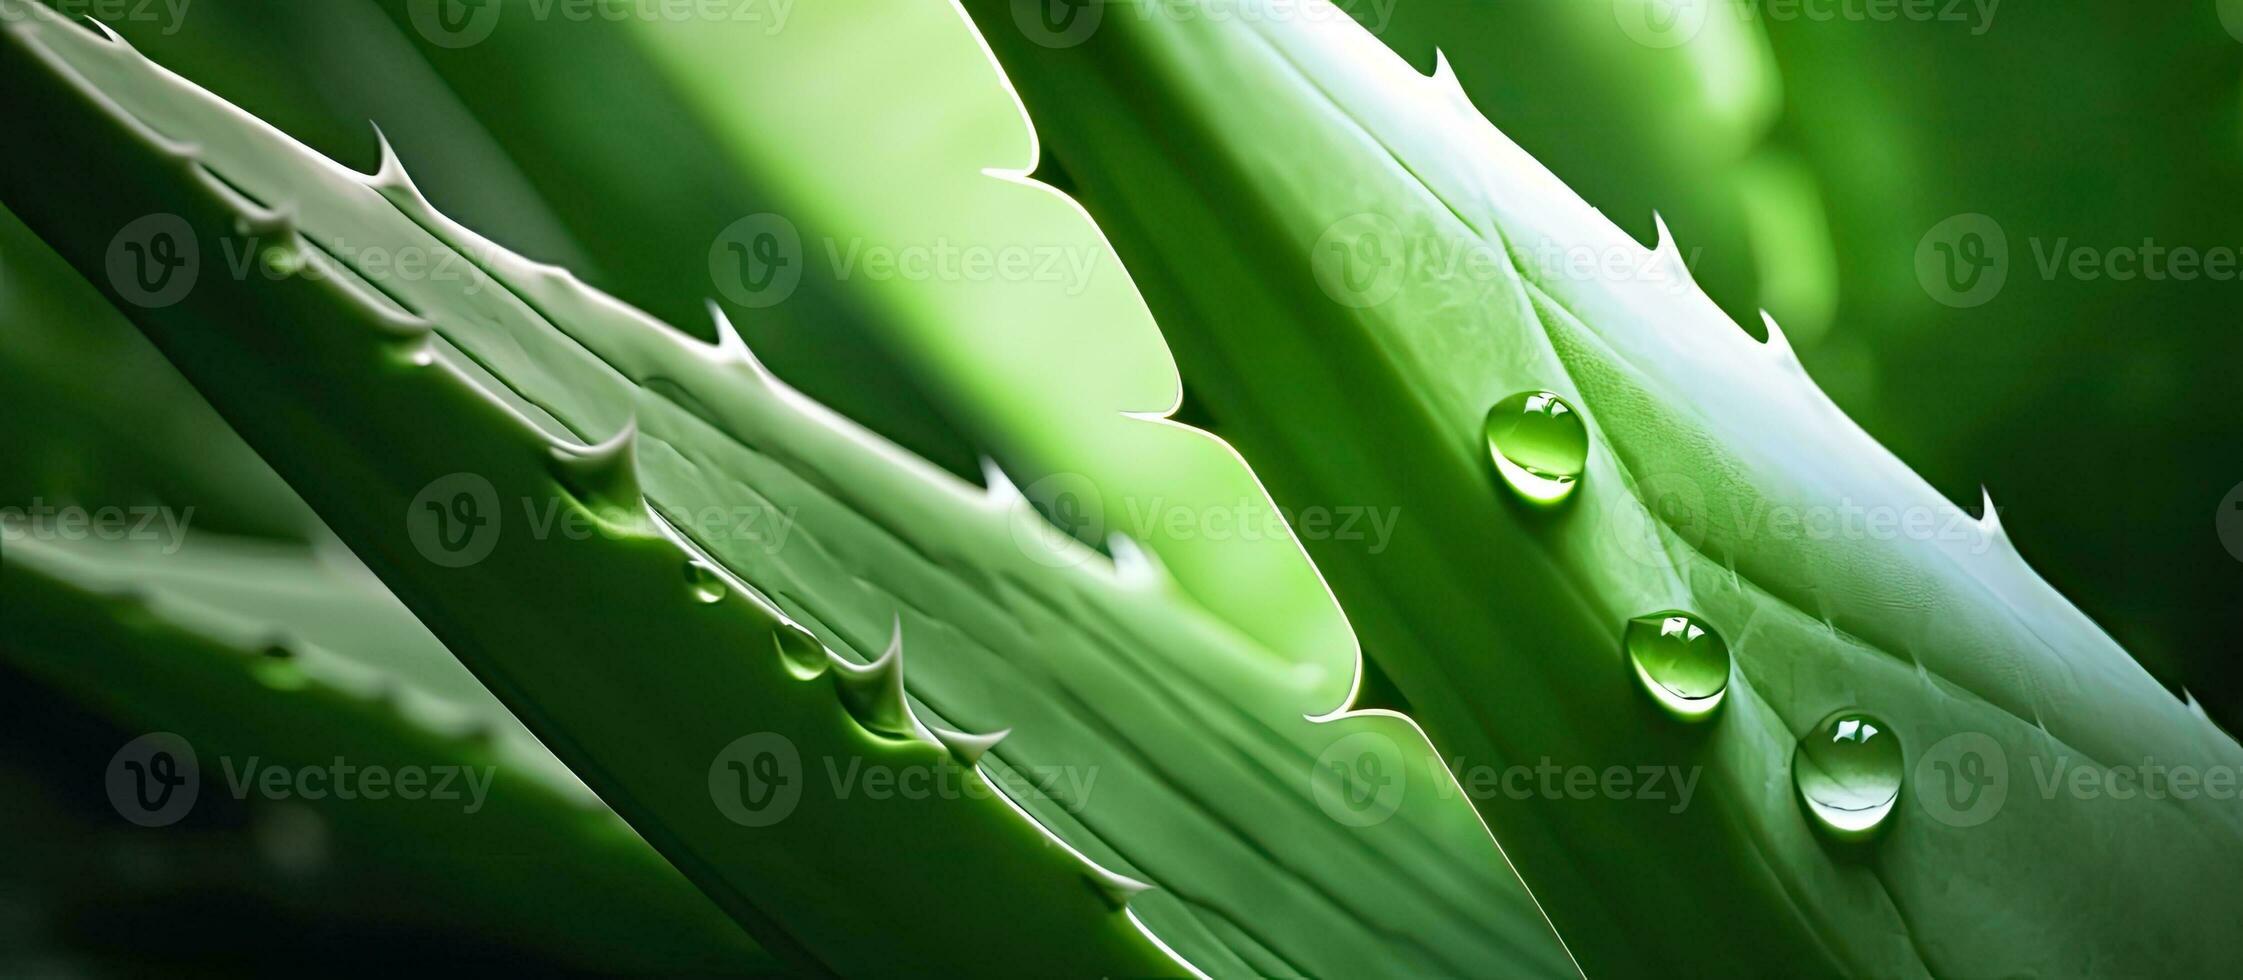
[5,0,2240,968]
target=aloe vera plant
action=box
[0,4,1573,974]
[955,0,2243,974]
[1,198,770,969]
[3,532,769,972]
[6,0,2239,975]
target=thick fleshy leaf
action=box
[959,0,2243,974]
[2,530,766,973]
[0,4,1572,975]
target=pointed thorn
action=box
[1977,486,2011,547]
[1106,533,1167,588]
[365,122,429,205]
[831,617,913,738]
[1427,48,1470,107]
[981,457,1027,505]
[548,418,644,515]
[1759,310,1801,363]
[704,300,777,381]
[1083,864,1153,911]
[931,726,1010,766]
[1651,211,1696,286]
[82,16,130,47]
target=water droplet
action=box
[774,622,829,680]
[251,660,308,691]
[1625,612,1729,720]
[1794,709,1904,838]
[1485,390,1587,504]
[262,246,305,277]
[685,561,727,603]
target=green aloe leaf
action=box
[345,0,1353,680]
[959,0,2243,975]
[2,529,768,973]
[2,165,782,969]
[1348,0,1840,337]
[0,203,312,539]
[0,4,1573,975]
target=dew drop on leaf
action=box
[1485,390,1587,504]
[1794,709,1904,838]
[1625,612,1730,720]
[774,621,830,680]
[685,561,727,603]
